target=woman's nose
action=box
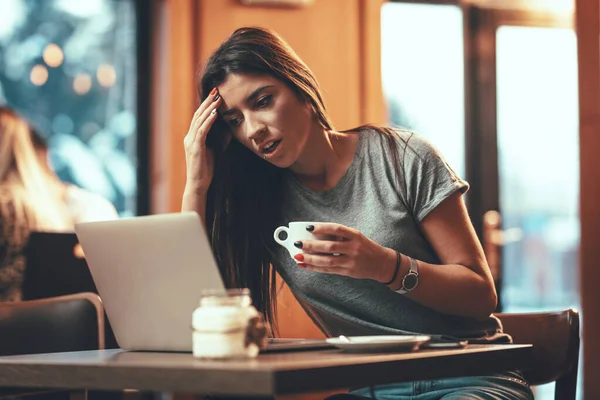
[245,118,266,141]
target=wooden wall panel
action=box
[575,0,600,397]
[358,0,387,124]
[151,0,197,215]
[195,0,362,132]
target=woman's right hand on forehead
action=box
[183,88,222,194]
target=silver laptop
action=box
[75,212,334,353]
[75,212,225,352]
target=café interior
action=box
[0,0,599,399]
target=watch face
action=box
[403,273,419,291]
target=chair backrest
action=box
[495,309,579,400]
[22,233,119,349]
[0,292,105,356]
[22,232,98,299]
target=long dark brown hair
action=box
[198,27,404,332]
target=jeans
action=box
[346,371,534,400]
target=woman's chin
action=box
[268,157,294,169]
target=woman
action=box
[0,107,73,301]
[182,27,533,399]
[0,107,117,301]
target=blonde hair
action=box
[0,107,71,231]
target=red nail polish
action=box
[210,88,217,96]
[297,263,306,268]
[294,253,304,262]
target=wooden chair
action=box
[0,292,105,399]
[495,308,580,400]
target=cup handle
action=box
[273,226,289,247]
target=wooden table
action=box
[0,345,532,397]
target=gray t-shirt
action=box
[275,128,509,343]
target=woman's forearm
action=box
[181,188,208,229]
[385,252,497,320]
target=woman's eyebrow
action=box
[221,85,275,117]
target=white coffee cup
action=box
[273,222,326,261]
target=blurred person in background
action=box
[0,106,117,301]
[29,126,118,225]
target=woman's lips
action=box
[260,140,282,159]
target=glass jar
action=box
[191,288,264,359]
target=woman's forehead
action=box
[218,73,283,111]
[218,73,280,93]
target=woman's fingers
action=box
[186,89,221,144]
[308,223,357,240]
[188,95,222,147]
[197,88,219,118]
[297,253,348,268]
[297,240,349,255]
[195,108,219,148]
[182,89,222,190]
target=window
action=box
[381,2,466,178]
[0,0,142,217]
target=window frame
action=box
[135,0,154,216]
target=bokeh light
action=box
[73,73,92,95]
[43,43,64,67]
[30,64,48,86]
[96,63,116,87]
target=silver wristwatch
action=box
[396,256,419,294]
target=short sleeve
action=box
[401,132,469,223]
[65,185,119,223]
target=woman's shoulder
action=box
[64,184,119,222]
[357,126,458,183]
[357,125,429,156]
[356,124,416,141]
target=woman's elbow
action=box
[474,278,498,319]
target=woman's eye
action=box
[256,95,272,109]
[227,117,241,126]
